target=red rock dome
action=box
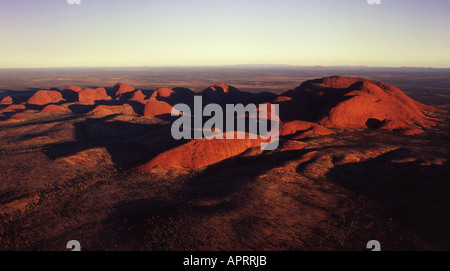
[275,76,445,135]
[136,132,267,172]
[27,90,63,106]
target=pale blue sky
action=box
[0,0,449,68]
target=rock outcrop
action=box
[143,99,174,118]
[275,76,445,135]
[78,88,108,102]
[114,82,135,99]
[64,86,82,92]
[41,104,70,113]
[279,140,308,152]
[0,96,13,105]
[202,83,241,103]
[136,132,267,172]
[150,87,196,105]
[27,90,63,106]
[153,88,175,99]
[128,90,146,101]
[4,104,26,111]
[88,104,135,116]
[62,86,83,101]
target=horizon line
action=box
[1,64,449,70]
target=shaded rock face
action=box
[173,87,197,100]
[202,83,277,105]
[136,132,267,172]
[78,88,108,102]
[202,83,241,104]
[114,82,135,99]
[27,90,63,106]
[150,87,196,106]
[275,76,445,134]
[62,86,82,101]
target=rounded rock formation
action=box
[275,76,445,134]
[64,86,82,92]
[154,88,175,98]
[143,99,174,118]
[4,104,26,111]
[150,87,196,105]
[62,86,83,101]
[114,82,135,99]
[136,132,267,172]
[27,90,63,106]
[0,96,13,105]
[88,104,135,116]
[202,83,240,103]
[41,104,70,113]
[128,90,146,101]
[78,88,108,102]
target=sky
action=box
[0,0,449,68]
